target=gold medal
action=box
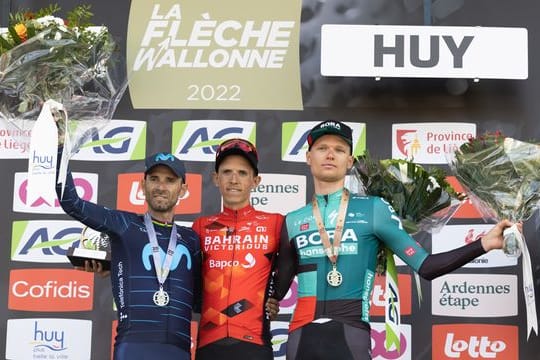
[327,265,343,287]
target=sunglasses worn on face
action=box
[216,139,258,159]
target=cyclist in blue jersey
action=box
[56,147,201,360]
[269,120,519,360]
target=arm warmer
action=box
[418,239,486,280]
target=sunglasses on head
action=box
[216,138,258,159]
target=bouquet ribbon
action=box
[385,248,401,352]
[27,100,63,206]
[27,99,71,206]
[508,224,538,338]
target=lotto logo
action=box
[116,172,202,214]
[370,274,412,316]
[433,324,518,359]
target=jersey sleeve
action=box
[55,147,130,238]
[271,219,298,301]
[371,197,429,272]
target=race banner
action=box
[127,0,303,109]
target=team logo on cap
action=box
[155,153,175,162]
[320,121,341,130]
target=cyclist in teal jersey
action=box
[270,120,519,360]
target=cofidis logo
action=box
[72,119,147,161]
[8,269,94,311]
[6,318,92,359]
[116,172,202,214]
[11,220,84,263]
[13,172,98,213]
[172,120,256,161]
[433,324,518,359]
[281,121,366,162]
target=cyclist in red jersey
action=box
[192,139,283,360]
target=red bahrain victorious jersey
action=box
[192,205,283,348]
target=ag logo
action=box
[172,120,256,161]
[281,121,366,162]
[73,120,147,161]
[11,220,84,263]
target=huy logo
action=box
[33,321,66,351]
[6,318,92,359]
[73,120,147,161]
[13,172,98,213]
[172,120,256,161]
[117,172,202,214]
[11,220,84,263]
[30,151,54,171]
[433,324,518,359]
[282,121,366,162]
[8,269,94,311]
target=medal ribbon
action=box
[311,189,349,269]
[143,213,178,288]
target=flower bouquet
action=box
[450,132,540,255]
[0,4,127,204]
[351,153,463,352]
[449,131,539,338]
[353,153,463,239]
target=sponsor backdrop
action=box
[1,0,540,359]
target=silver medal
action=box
[327,266,343,287]
[153,288,170,306]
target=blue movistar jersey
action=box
[273,188,429,332]
[56,170,201,353]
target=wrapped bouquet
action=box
[354,153,463,238]
[0,4,127,204]
[449,131,539,338]
[352,153,463,352]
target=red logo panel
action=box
[370,274,412,316]
[446,176,483,219]
[116,172,202,214]
[8,269,94,311]
[433,324,518,359]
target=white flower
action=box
[35,15,65,27]
[426,176,441,192]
